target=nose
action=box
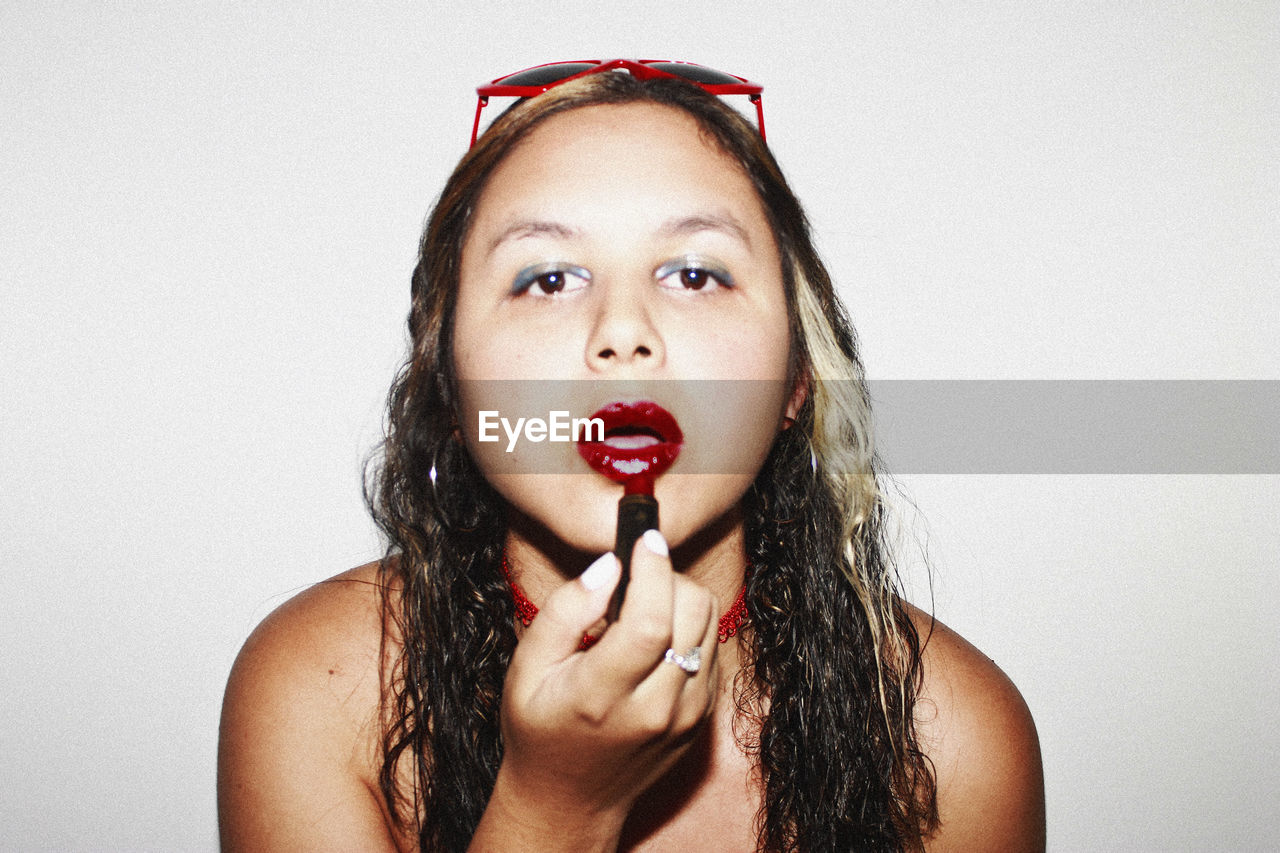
[584,280,664,372]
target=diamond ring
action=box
[662,646,702,675]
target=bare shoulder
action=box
[906,605,1046,853]
[218,560,410,852]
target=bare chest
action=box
[619,708,762,853]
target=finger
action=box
[688,584,721,694]
[513,552,620,676]
[665,580,722,736]
[586,528,675,690]
[635,571,715,701]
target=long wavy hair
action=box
[366,71,937,851]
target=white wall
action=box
[2,2,1276,850]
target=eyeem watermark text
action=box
[478,410,605,453]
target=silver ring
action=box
[662,646,702,675]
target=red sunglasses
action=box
[471,58,765,147]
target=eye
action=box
[511,263,591,296]
[655,256,735,292]
[511,262,592,297]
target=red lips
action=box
[576,401,683,486]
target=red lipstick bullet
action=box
[576,401,682,622]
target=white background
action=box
[2,2,1277,850]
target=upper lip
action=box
[582,400,684,445]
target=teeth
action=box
[603,435,662,449]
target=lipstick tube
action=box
[606,490,659,623]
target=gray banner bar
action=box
[453,380,1280,474]
[870,380,1279,474]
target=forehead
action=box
[467,103,770,239]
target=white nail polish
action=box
[579,553,617,591]
[641,528,668,557]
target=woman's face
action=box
[453,102,799,558]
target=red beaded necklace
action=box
[501,554,749,649]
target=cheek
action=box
[683,311,792,381]
[672,313,793,479]
[674,379,791,477]
[456,379,578,477]
[451,312,511,383]
[452,306,583,383]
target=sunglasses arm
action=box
[751,94,766,141]
[471,96,489,147]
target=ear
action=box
[782,371,809,426]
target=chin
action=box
[498,470,753,569]
[498,473,621,561]
[652,473,754,555]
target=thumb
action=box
[516,552,620,668]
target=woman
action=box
[218,61,1044,852]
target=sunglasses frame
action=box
[470,58,765,146]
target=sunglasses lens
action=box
[647,62,742,86]
[494,62,598,88]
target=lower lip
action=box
[577,404,682,485]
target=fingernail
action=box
[641,528,668,557]
[579,552,618,591]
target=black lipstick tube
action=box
[606,492,659,623]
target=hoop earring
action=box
[780,415,818,479]
[429,435,487,533]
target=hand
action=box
[487,530,720,846]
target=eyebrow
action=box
[485,220,581,256]
[657,213,752,248]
